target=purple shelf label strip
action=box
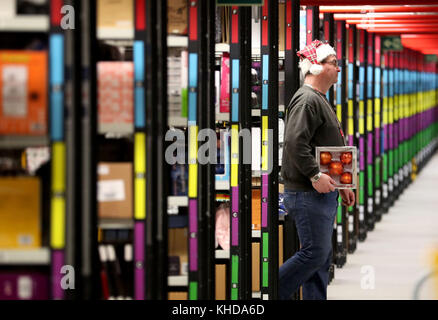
[383,125,388,152]
[231,186,239,247]
[375,128,380,157]
[359,137,365,170]
[348,135,354,147]
[402,117,405,142]
[134,221,145,300]
[262,174,268,228]
[52,250,64,300]
[367,133,373,164]
[189,199,198,272]
[389,124,393,150]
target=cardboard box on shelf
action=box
[252,242,260,292]
[0,51,47,135]
[279,3,285,52]
[215,264,226,300]
[97,162,133,219]
[168,227,188,275]
[168,292,188,300]
[97,0,133,30]
[0,177,41,249]
[168,0,187,35]
[252,189,261,230]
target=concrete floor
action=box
[327,152,438,300]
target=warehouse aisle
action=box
[328,152,438,300]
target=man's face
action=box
[321,55,340,85]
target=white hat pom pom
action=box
[309,64,323,75]
[299,58,312,76]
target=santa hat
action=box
[297,40,336,76]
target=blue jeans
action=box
[279,189,339,300]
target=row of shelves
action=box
[0,249,266,293]
[0,15,286,57]
[0,247,233,266]
[0,106,285,149]
[167,106,286,128]
[168,274,262,298]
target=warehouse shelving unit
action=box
[1,0,438,302]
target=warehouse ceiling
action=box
[298,2,438,56]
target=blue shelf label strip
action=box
[262,55,269,110]
[232,59,240,122]
[188,53,198,122]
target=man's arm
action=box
[284,103,322,179]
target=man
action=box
[279,40,355,300]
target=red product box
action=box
[316,146,357,189]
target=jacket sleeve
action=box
[284,103,323,179]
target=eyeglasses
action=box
[323,59,339,68]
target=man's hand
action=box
[339,189,355,207]
[312,173,336,193]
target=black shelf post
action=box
[79,0,100,300]
[282,0,300,300]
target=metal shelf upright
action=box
[78,0,100,300]
[357,29,367,242]
[373,35,383,223]
[228,5,252,300]
[335,20,347,268]
[49,0,68,300]
[387,51,395,209]
[259,0,279,300]
[133,0,168,300]
[346,24,358,254]
[187,0,216,300]
[282,0,301,299]
[366,32,375,232]
[393,51,401,201]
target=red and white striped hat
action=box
[297,40,336,76]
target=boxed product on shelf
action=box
[279,3,285,52]
[215,264,226,300]
[16,0,48,15]
[252,189,261,231]
[97,62,134,134]
[167,50,188,119]
[97,0,133,36]
[0,51,47,135]
[97,162,133,219]
[220,53,230,113]
[215,130,230,187]
[170,164,188,196]
[168,0,187,35]
[252,242,260,292]
[316,146,358,189]
[0,177,41,249]
[168,227,188,276]
[168,256,180,276]
[168,292,188,300]
[0,271,49,300]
